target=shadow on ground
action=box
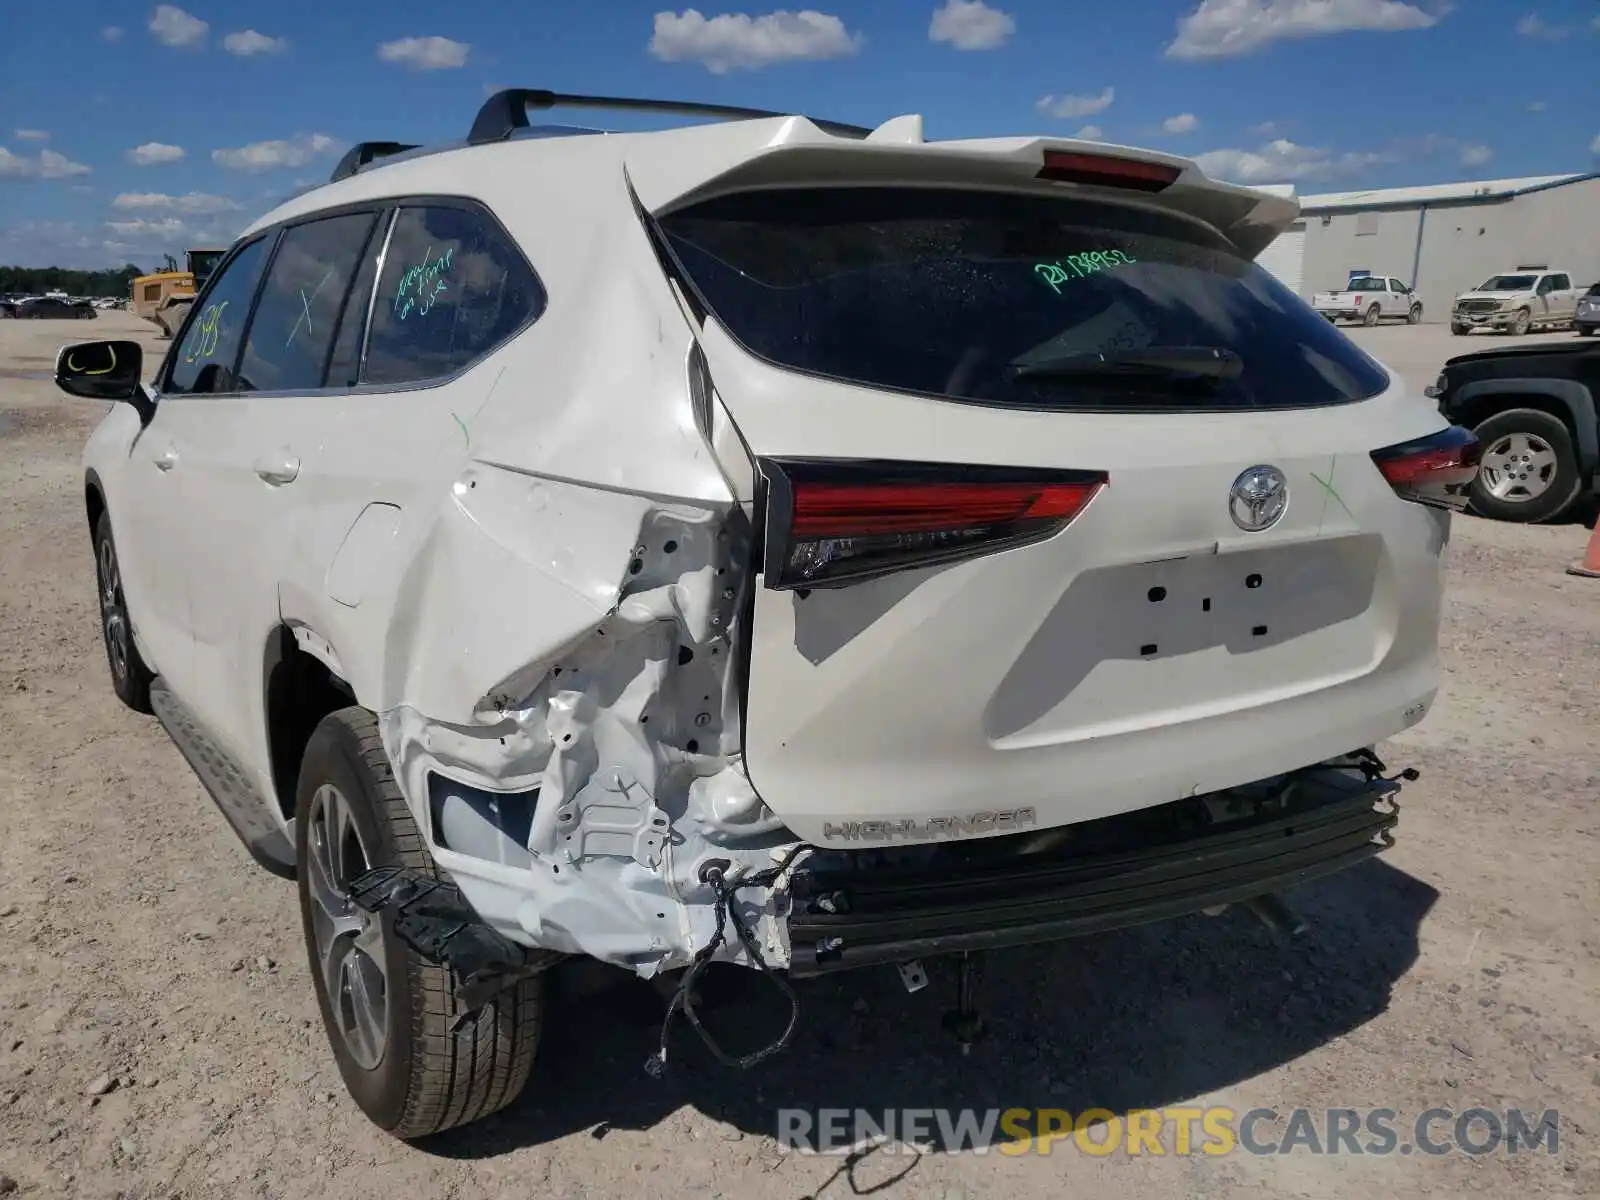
[422,857,1436,1164]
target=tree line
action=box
[0,264,147,298]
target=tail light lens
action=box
[1370,425,1481,511]
[1037,150,1181,193]
[759,458,1107,590]
[1351,294,1363,306]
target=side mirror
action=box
[56,340,144,400]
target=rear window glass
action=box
[658,188,1389,412]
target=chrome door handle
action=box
[154,445,179,471]
[253,452,300,486]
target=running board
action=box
[149,678,296,879]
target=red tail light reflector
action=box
[760,459,1107,590]
[1036,151,1181,192]
[1371,424,1481,511]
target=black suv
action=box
[1429,340,1600,522]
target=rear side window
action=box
[658,188,1390,412]
[166,237,270,396]
[362,204,544,386]
[236,211,378,393]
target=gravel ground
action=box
[1,312,1596,1199]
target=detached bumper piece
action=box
[786,761,1403,977]
[348,866,561,1012]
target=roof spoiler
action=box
[466,87,872,146]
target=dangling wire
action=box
[646,845,811,1077]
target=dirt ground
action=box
[1,311,1596,1199]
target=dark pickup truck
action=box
[1428,340,1600,522]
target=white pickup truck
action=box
[1312,275,1423,326]
[1449,269,1583,336]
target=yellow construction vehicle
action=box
[130,247,227,338]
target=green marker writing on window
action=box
[395,245,455,321]
[1034,250,1138,293]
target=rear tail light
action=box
[1351,294,1363,306]
[1370,425,1481,511]
[1036,150,1181,193]
[759,458,1107,589]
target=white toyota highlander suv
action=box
[55,89,1479,1139]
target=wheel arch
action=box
[263,623,360,823]
[85,468,107,539]
[1453,379,1598,480]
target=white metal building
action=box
[1251,172,1600,321]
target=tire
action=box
[1578,325,1596,338]
[296,707,541,1139]
[92,510,154,712]
[1363,304,1381,327]
[1509,308,1531,336]
[1468,408,1583,524]
[1407,303,1423,325]
[1451,323,1468,336]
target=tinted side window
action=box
[362,204,543,386]
[236,212,378,394]
[1551,274,1570,290]
[166,238,270,396]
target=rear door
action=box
[656,184,1451,843]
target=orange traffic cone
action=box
[1567,518,1600,579]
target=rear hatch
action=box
[645,150,1456,847]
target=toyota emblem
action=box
[1229,465,1289,532]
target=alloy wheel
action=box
[96,536,130,685]
[305,783,389,1070]
[1480,432,1557,503]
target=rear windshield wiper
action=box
[1011,346,1244,382]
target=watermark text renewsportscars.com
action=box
[777,1106,1561,1157]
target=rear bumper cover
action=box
[784,762,1400,977]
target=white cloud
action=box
[126,141,186,166]
[375,35,470,70]
[1194,136,1394,183]
[1250,119,1280,135]
[1515,13,1566,40]
[1526,99,1547,112]
[14,129,48,141]
[1459,142,1493,168]
[212,133,340,172]
[1167,0,1443,60]
[102,25,125,41]
[649,9,863,72]
[1591,133,1600,157]
[0,146,92,180]
[113,191,241,215]
[1074,125,1104,140]
[149,5,208,48]
[928,0,1015,50]
[1036,86,1115,119]
[224,29,290,56]
[106,217,188,238]
[1162,112,1200,134]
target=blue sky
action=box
[2,0,1598,269]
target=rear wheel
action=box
[92,511,154,712]
[1469,408,1582,523]
[1407,303,1423,325]
[1363,304,1381,327]
[296,707,541,1139]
